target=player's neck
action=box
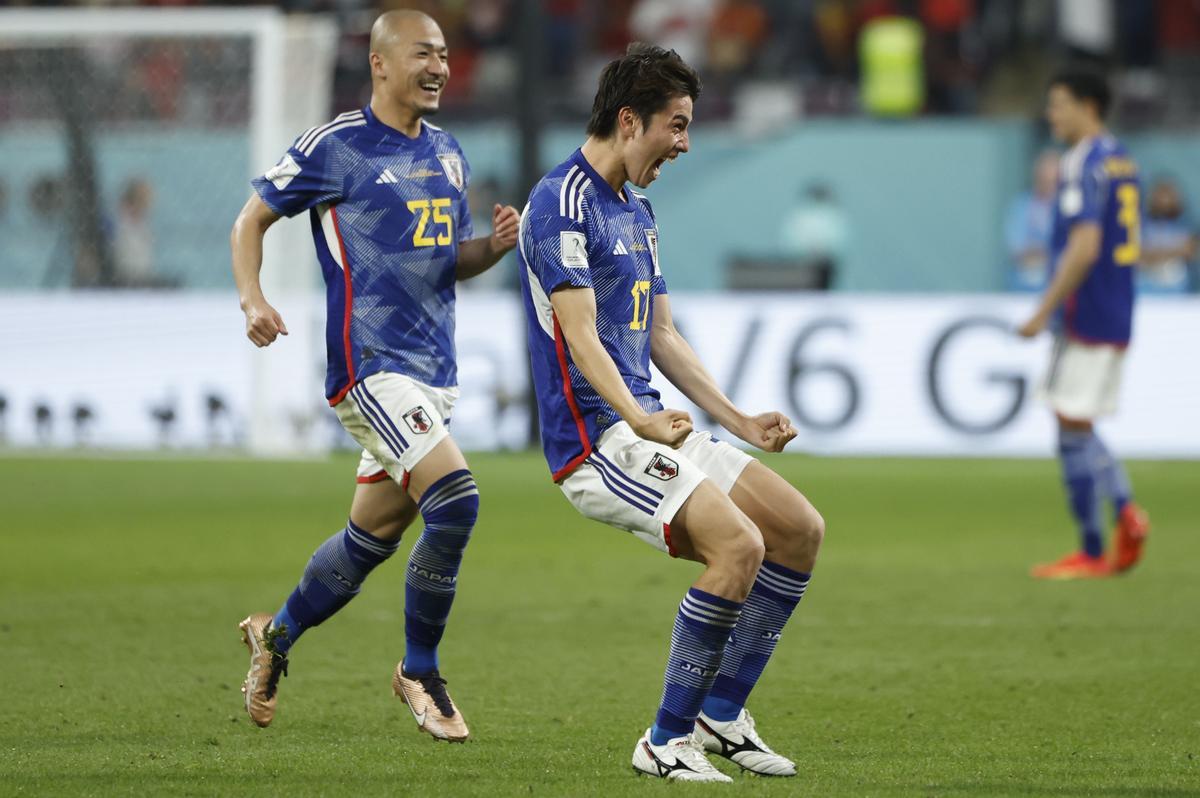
[369,96,423,139]
[580,137,630,198]
[1068,120,1104,147]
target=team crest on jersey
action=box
[437,154,465,191]
[644,453,679,481]
[644,229,660,276]
[403,406,433,435]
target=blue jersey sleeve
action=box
[526,210,593,293]
[252,135,345,218]
[1059,158,1104,228]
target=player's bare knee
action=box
[800,506,825,551]
[725,522,765,585]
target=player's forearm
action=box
[652,329,744,431]
[230,217,269,309]
[559,321,651,425]
[1037,229,1101,317]
[455,236,505,280]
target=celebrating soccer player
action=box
[228,10,520,739]
[516,44,824,781]
[1018,68,1150,579]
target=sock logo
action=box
[403,406,433,435]
[409,564,457,585]
[330,570,357,590]
[760,630,781,641]
[678,660,716,678]
[644,453,679,481]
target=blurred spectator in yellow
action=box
[1139,177,1198,294]
[859,14,924,116]
[1004,149,1058,292]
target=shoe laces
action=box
[415,672,455,718]
[727,710,778,755]
[669,733,723,774]
[264,653,288,700]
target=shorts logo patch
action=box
[402,406,433,435]
[644,453,679,481]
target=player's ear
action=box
[369,51,386,79]
[617,107,640,140]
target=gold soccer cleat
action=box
[392,661,470,742]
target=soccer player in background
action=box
[517,44,825,781]
[1018,69,1150,580]
[228,10,520,738]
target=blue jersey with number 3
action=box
[252,106,473,403]
[517,149,667,479]
[1050,135,1140,345]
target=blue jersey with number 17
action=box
[1050,134,1140,346]
[517,149,667,480]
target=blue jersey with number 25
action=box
[253,106,473,403]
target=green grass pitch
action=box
[1,452,1197,796]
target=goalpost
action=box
[0,8,339,455]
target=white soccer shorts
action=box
[1038,336,1127,421]
[334,371,460,488]
[559,420,754,556]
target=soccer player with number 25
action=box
[229,10,519,739]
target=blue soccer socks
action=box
[651,588,744,745]
[404,469,479,675]
[1086,432,1133,516]
[1058,427,1103,558]
[703,562,810,721]
[271,520,400,653]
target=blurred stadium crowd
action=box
[3,1,1199,125]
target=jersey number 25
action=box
[407,198,453,247]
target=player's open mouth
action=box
[650,157,666,179]
[419,81,443,98]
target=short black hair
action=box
[1049,67,1111,118]
[586,43,701,138]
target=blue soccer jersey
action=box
[253,106,473,403]
[1050,134,1141,346]
[518,149,667,479]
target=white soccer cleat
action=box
[696,709,797,776]
[631,727,733,782]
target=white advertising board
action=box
[1,293,1196,458]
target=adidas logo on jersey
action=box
[612,239,629,256]
[375,169,399,184]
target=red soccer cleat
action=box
[1030,551,1114,580]
[1112,503,1150,573]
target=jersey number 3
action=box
[1113,184,1140,266]
[407,198,453,247]
[629,280,652,330]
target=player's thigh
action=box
[335,371,461,500]
[559,422,707,556]
[668,479,764,575]
[728,460,824,567]
[349,477,418,543]
[406,435,471,504]
[559,423,760,570]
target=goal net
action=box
[0,8,338,454]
